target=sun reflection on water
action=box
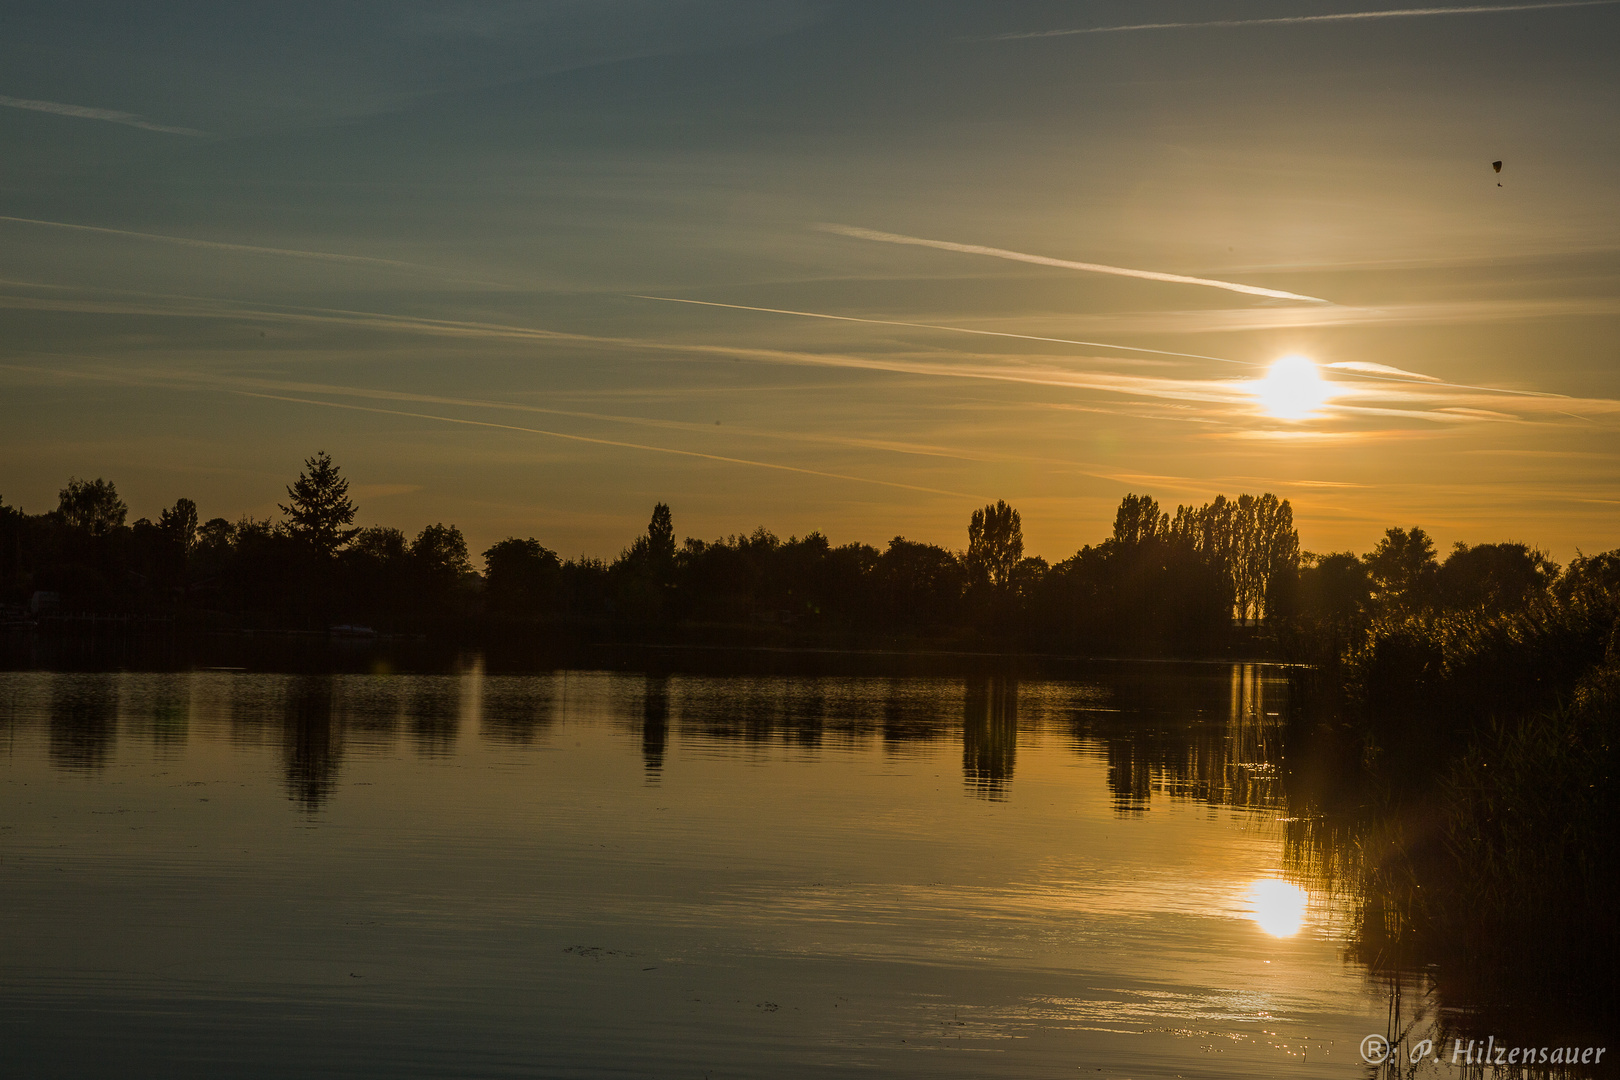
[1247,878,1308,937]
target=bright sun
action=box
[1256,354,1331,420]
[1247,878,1308,938]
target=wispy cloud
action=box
[989,0,1618,40]
[0,215,441,272]
[6,286,1615,432]
[818,224,1330,303]
[1328,361,1441,381]
[221,392,982,500]
[0,360,978,499]
[0,95,207,136]
[632,294,1243,365]
[997,296,1620,336]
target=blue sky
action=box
[3,1,1617,559]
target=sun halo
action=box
[1256,354,1332,420]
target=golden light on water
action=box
[1247,878,1308,937]
[1256,354,1331,420]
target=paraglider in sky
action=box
[1493,160,1503,186]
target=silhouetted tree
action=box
[967,500,1023,589]
[197,516,235,551]
[0,496,25,603]
[648,503,676,564]
[1164,493,1298,622]
[57,477,126,535]
[351,525,408,563]
[483,537,562,621]
[158,497,198,554]
[1232,493,1299,622]
[1365,527,1438,612]
[615,504,684,624]
[1298,552,1371,626]
[875,537,965,633]
[1557,551,1620,602]
[411,524,470,578]
[1112,493,1167,547]
[333,526,411,628]
[19,461,1608,678]
[1438,542,1556,614]
[409,523,473,624]
[279,451,358,557]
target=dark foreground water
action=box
[2,661,1396,1078]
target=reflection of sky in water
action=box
[0,665,1382,1078]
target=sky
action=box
[2,0,1618,563]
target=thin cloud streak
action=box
[632,294,1246,365]
[0,360,1238,487]
[0,95,208,136]
[164,370,1011,466]
[1328,361,1442,382]
[634,295,1567,403]
[4,289,1612,428]
[1010,296,1620,334]
[0,357,976,498]
[990,0,1618,39]
[226,392,981,499]
[0,215,436,271]
[819,224,1331,303]
[0,284,1568,405]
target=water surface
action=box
[1,663,1388,1078]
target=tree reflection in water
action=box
[282,677,339,811]
[47,674,117,772]
[962,677,1016,800]
[481,675,558,746]
[1280,704,1615,1079]
[641,674,669,781]
[18,661,1609,1070]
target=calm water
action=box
[1,662,1394,1078]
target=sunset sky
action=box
[3,0,1617,562]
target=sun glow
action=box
[1256,354,1331,420]
[1247,878,1308,938]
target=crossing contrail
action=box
[819,224,1330,303]
[631,294,1252,365]
[0,214,430,269]
[989,0,1617,40]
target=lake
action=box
[1,658,1399,1078]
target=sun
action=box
[1246,878,1308,938]
[1256,354,1331,420]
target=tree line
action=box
[0,451,1584,655]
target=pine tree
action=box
[278,451,359,557]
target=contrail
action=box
[0,215,432,270]
[631,294,1253,365]
[990,0,1617,39]
[0,355,979,496]
[0,285,1567,404]
[1327,361,1440,382]
[227,391,978,499]
[171,369,1005,464]
[0,95,207,136]
[819,224,1329,303]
